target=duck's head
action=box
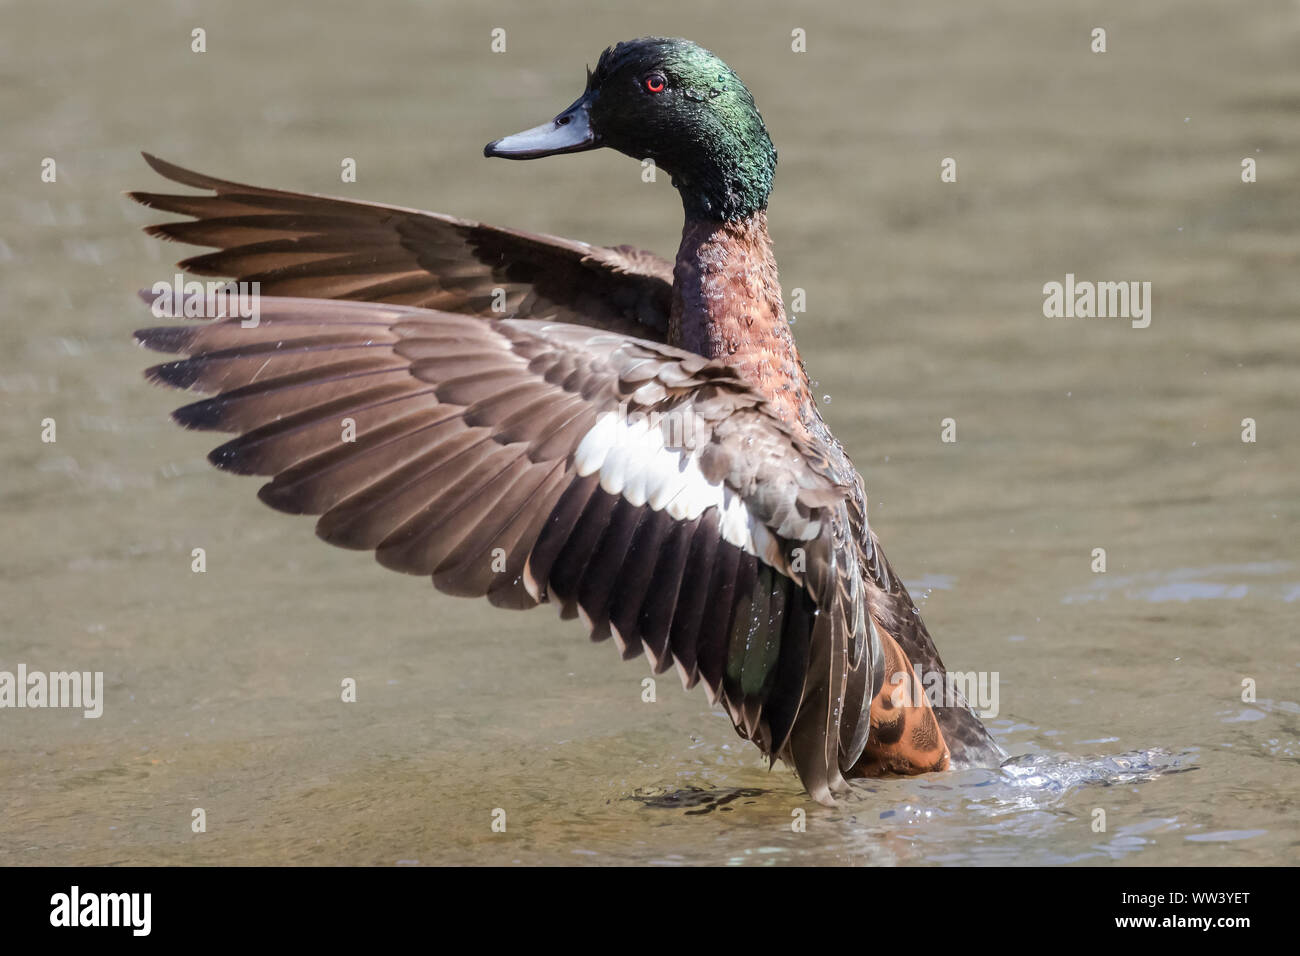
[484,37,777,222]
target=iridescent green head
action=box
[486,37,778,222]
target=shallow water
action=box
[1,0,1297,865]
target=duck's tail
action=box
[849,535,1007,777]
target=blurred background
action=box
[1,0,1296,864]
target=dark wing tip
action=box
[171,396,227,431]
[128,190,180,211]
[141,222,184,242]
[256,478,314,515]
[207,436,266,478]
[143,359,202,390]
[139,152,222,190]
[134,326,197,355]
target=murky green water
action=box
[2,0,1297,865]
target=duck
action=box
[129,36,1006,805]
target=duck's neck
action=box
[669,211,818,435]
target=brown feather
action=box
[133,152,673,337]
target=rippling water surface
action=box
[1,0,1297,865]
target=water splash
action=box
[996,748,1194,792]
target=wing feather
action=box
[136,294,882,802]
[131,153,673,337]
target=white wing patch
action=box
[573,410,784,567]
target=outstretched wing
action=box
[136,296,880,803]
[129,153,674,338]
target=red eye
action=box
[644,74,665,93]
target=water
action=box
[1,0,1297,865]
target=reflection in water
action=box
[631,786,768,815]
